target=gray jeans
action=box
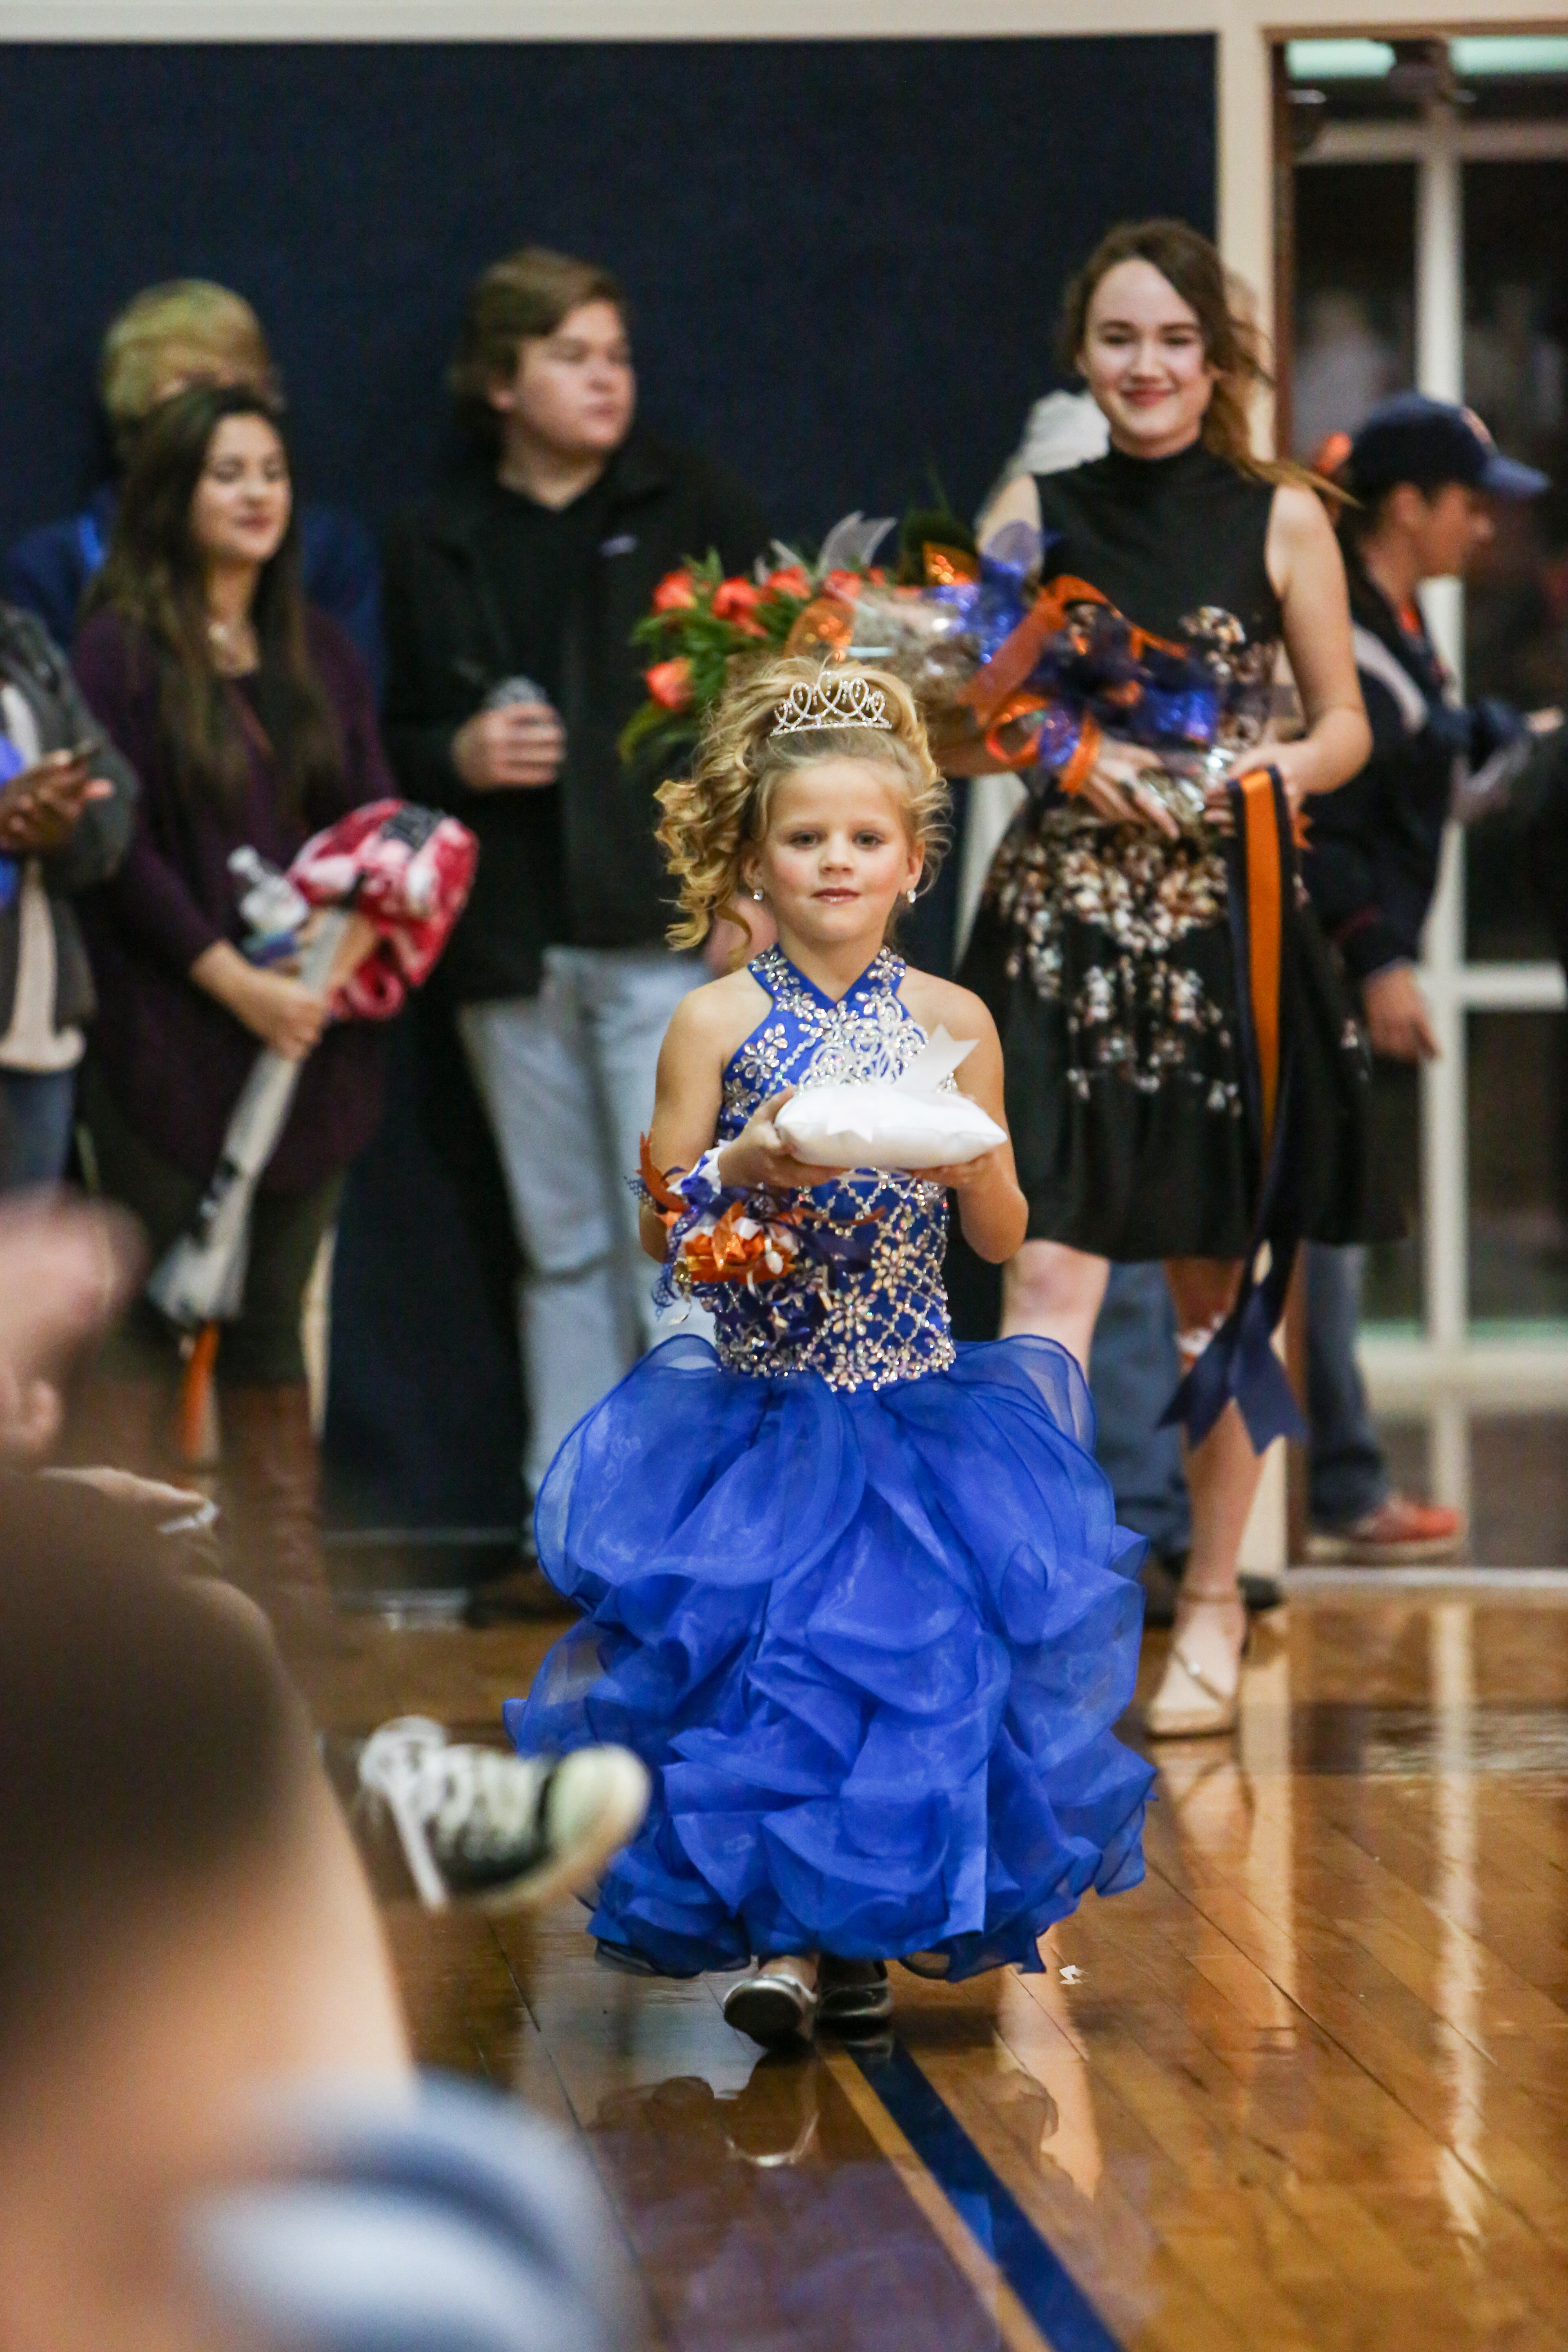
[458,945,704,1494]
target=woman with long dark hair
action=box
[72,383,392,1627]
[963,220,1374,1735]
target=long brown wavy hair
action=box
[85,383,346,817]
[1060,218,1313,489]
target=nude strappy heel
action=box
[1142,1594,1250,1738]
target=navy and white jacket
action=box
[1303,549,1524,983]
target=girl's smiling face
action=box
[1078,256,1216,459]
[745,759,923,951]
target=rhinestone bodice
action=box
[709,946,956,1390]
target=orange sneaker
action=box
[1307,1495,1466,1565]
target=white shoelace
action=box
[358,1716,549,1911]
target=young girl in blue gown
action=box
[504,654,1153,2046]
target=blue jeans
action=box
[458,946,705,1493]
[0,1066,76,1190]
[1305,1242,1390,1529]
[1086,1261,1192,1559]
[1086,1246,1390,1546]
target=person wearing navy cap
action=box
[1303,394,1552,1564]
[1342,391,1550,508]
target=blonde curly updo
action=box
[655,657,949,951]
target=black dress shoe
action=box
[595,1937,661,1976]
[723,1962,820,2046]
[819,1957,892,2031]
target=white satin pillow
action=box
[775,1028,1006,1170]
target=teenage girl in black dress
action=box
[964,221,1372,1735]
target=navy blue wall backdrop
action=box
[0,37,1214,544]
[0,36,1214,1552]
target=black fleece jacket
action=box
[381,428,768,1002]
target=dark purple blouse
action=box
[75,607,392,1193]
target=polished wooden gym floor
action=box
[300,1561,1568,2352]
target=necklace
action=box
[206,612,258,675]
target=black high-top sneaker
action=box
[355,1716,648,1913]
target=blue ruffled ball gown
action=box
[504,945,1154,1980]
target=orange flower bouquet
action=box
[619,508,984,768]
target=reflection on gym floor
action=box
[306,1573,1568,2352]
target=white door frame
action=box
[1300,111,1568,1469]
[1297,101,1568,1543]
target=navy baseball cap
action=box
[1345,393,1548,500]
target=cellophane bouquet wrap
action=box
[622,512,1276,805]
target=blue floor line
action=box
[851,2037,1123,2352]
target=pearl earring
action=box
[906,886,918,903]
[752,888,764,901]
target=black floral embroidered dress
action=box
[962,440,1374,1262]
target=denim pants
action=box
[1305,1242,1390,1528]
[1085,1261,1192,1560]
[0,1065,77,1189]
[1087,1245,1390,1545]
[458,945,704,1494]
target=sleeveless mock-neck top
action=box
[707,944,956,1391]
[1027,441,1283,777]
[1033,440,1282,647]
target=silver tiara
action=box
[771,674,892,736]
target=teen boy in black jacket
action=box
[381,247,768,1497]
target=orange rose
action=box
[762,564,811,600]
[821,569,866,601]
[645,657,694,711]
[651,568,699,613]
[713,577,762,619]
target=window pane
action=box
[1292,163,1416,458]
[1468,1417,1568,1566]
[1463,159,1568,960]
[1377,1414,1568,1567]
[1467,1009,1568,1319]
[1364,1060,1423,1324]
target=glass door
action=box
[1285,36,1568,1526]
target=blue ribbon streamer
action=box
[1160,768,1309,1453]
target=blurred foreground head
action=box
[0,1479,407,2352]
